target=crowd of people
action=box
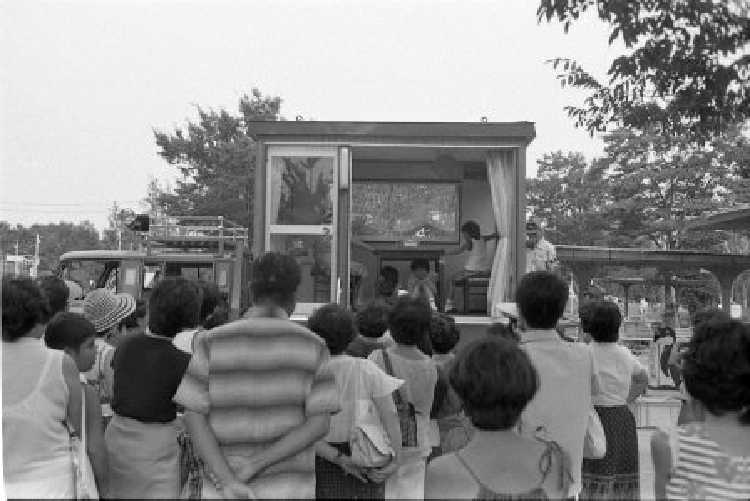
[3,253,750,499]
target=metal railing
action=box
[147,215,249,242]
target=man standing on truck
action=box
[525,220,557,273]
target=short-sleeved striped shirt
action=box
[174,306,341,499]
[666,423,750,500]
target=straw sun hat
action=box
[83,289,137,333]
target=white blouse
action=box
[324,355,403,443]
[589,342,646,406]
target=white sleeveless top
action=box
[465,238,489,272]
[2,339,74,498]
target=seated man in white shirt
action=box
[515,271,601,499]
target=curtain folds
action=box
[486,150,516,314]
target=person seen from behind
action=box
[2,276,84,498]
[368,296,438,499]
[425,337,572,499]
[377,266,401,306]
[45,312,110,497]
[105,277,200,498]
[580,300,648,500]
[174,252,341,499]
[82,288,136,426]
[347,299,396,358]
[308,303,403,499]
[428,313,473,459]
[651,314,750,500]
[36,275,70,318]
[515,271,601,499]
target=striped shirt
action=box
[666,424,750,500]
[174,307,341,499]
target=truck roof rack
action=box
[145,215,250,256]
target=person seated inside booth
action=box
[377,266,400,306]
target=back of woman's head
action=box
[250,252,301,306]
[683,316,750,425]
[461,221,481,240]
[308,303,357,355]
[3,275,50,342]
[388,296,431,346]
[515,271,568,329]
[356,299,391,339]
[148,277,202,338]
[588,300,622,343]
[450,337,539,430]
[429,313,460,354]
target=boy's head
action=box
[389,296,432,346]
[515,271,568,330]
[410,259,430,279]
[356,299,391,339]
[429,312,460,355]
[460,221,481,241]
[45,312,97,372]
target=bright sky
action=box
[0,0,624,231]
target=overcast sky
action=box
[0,0,625,231]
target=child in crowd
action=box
[45,312,109,497]
[105,277,200,498]
[347,299,396,358]
[428,314,472,459]
[407,259,438,310]
[82,288,137,426]
[444,221,497,313]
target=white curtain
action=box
[486,150,516,314]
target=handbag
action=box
[69,384,99,500]
[583,408,607,459]
[349,399,394,468]
[382,350,419,447]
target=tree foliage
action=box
[0,221,102,272]
[152,88,283,230]
[539,0,750,139]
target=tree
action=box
[539,0,750,139]
[152,88,284,230]
[597,127,750,250]
[1,221,102,272]
[527,151,610,245]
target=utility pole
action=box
[31,234,40,277]
[15,240,20,276]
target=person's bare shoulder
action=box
[425,454,475,500]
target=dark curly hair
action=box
[429,312,460,355]
[356,299,391,339]
[461,221,481,240]
[450,337,539,430]
[388,296,431,346]
[3,275,50,342]
[148,277,202,338]
[36,276,70,316]
[587,300,622,343]
[308,303,357,355]
[250,252,301,307]
[683,316,750,425]
[516,271,568,329]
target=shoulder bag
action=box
[583,408,607,459]
[69,384,98,500]
[350,399,395,468]
[382,350,419,447]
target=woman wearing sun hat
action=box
[82,288,136,427]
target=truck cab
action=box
[56,216,252,318]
